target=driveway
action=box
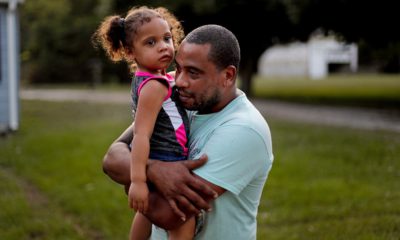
[21,88,400,133]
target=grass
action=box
[258,120,400,239]
[0,101,133,239]
[1,96,399,239]
[252,74,400,109]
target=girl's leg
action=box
[130,213,152,240]
[168,217,195,240]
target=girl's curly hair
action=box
[93,6,184,65]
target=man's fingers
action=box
[189,176,218,200]
[138,202,144,213]
[168,199,186,221]
[131,200,137,210]
[176,195,200,216]
[180,186,211,211]
[182,154,208,170]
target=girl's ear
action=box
[125,49,135,61]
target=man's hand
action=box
[147,155,218,220]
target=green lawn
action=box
[0,101,133,239]
[252,74,400,109]
[0,99,399,239]
[258,121,400,239]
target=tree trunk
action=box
[239,57,254,97]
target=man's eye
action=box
[189,69,198,75]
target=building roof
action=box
[0,0,24,10]
[0,0,24,3]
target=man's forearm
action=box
[103,125,133,186]
[102,125,217,230]
[103,142,131,185]
[145,158,219,223]
[103,142,184,229]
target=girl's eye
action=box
[146,39,155,45]
[164,36,172,42]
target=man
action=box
[103,24,274,239]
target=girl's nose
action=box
[159,41,168,51]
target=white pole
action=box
[7,0,19,130]
[350,44,358,73]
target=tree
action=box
[20,0,113,84]
[284,0,400,72]
[113,0,294,96]
[210,0,294,95]
[21,0,399,90]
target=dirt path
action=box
[21,89,400,133]
[251,99,400,133]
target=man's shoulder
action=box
[217,95,272,150]
[221,95,268,131]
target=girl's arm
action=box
[130,79,168,213]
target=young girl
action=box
[94,6,194,240]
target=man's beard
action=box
[195,89,221,114]
[177,87,221,113]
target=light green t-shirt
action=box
[151,93,274,240]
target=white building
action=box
[0,0,24,133]
[258,36,358,79]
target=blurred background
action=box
[18,0,400,92]
[1,0,399,239]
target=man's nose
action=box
[175,73,188,88]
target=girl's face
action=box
[131,17,175,74]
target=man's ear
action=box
[222,65,237,87]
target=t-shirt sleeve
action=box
[193,125,271,195]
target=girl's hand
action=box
[128,181,149,214]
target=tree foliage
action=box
[284,0,400,72]
[20,0,399,92]
[112,0,295,94]
[20,0,120,84]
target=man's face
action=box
[175,42,223,114]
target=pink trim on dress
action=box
[137,76,172,101]
[135,71,153,77]
[175,124,188,155]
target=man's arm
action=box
[146,159,222,222]
[102,125,219,225]
[102,125,132,187]
[144,171,224,230]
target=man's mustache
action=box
[177,89,193,97]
